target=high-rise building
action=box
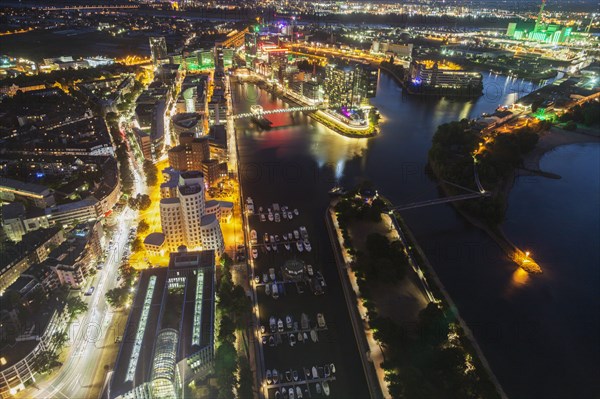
[324,63,378,107]
[214,43,224,69]
[159,171,224,254]
[168,133,211,172]
[324,64,356,107]
[149,37,168,66]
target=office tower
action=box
[150,36,168,66]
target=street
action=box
[16,208,138,399]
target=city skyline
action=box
[0,1,598,399]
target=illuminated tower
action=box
[534,0,547,32]
[149,36,168,66]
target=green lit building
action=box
[507,22,572,44]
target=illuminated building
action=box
[44,222,102,289]
[0,227,65,295]
[0,294,70,399]
[168,133,210,172]
[371,41,413,60]
[110,250,216,399]
[150,37,168,66]
[324,63,378,107]
[506,0,572,44]
[408,61,483,95]
[0,177,55,208]
[159,171,225,254]
[171,113,204,137]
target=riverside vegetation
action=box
[333,193,500,399]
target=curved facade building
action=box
[199,214,224,255]
[160,198,184,252]
[150,329,180,399]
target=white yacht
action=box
[315,383,322,395]
[317,313,326,328]
[266,369,272,384]
[301,313,309,330]
[303,240,312,252]
[299,226,308,240]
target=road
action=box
[17,207,137,399]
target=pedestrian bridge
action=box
[232,104,329,119]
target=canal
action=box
[232,72,599,399]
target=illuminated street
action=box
[1,2,599,399]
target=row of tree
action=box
[212,254,253,399]
[128,193,151,211]
[333,199,500,398]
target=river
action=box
[233,72,599,399]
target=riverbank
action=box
[521,126,600,174]
[327,194,506,399]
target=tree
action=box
[35,349,59,374]
[138,194,151,210]
[230,285,252,329]
[105,287,130,308]
[143,160,158,186]
[214,341,237,399]
[220,252,233,268]
[51,331,68,349]
[418,303,449,347]
[66,295,88,319]
[131,237,144,252]
[137,219,150,234]
[237,356,254,399]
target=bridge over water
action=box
[232,104,330,119]
[390,157,488,212]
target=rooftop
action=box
[110,251,215,398]
[0,177,49,196]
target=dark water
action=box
[233,72,599,399]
